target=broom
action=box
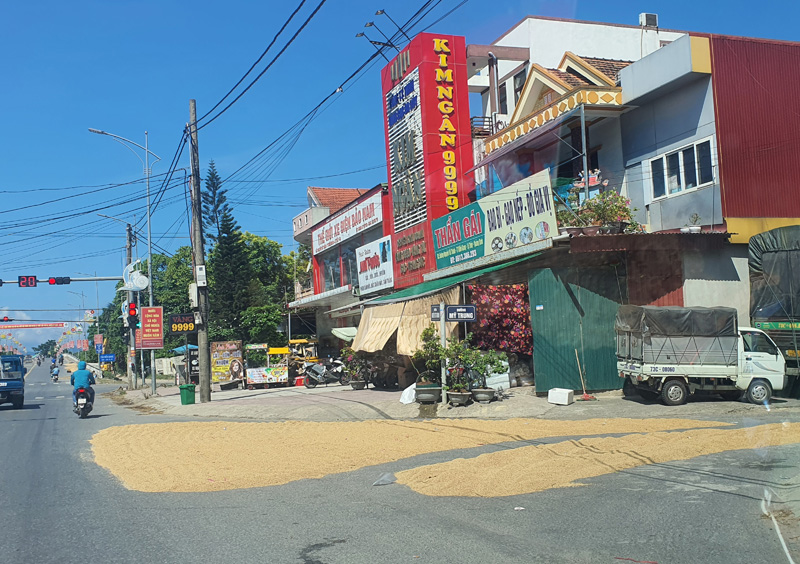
[575,349,597,401]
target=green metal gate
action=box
[528,267,623,392]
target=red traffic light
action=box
[48,277,71,285]
[128,302,138,317]
[1,316,11,322]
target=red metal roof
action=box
[710,35,800,218]
[308,187,369,214]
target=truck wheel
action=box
[746,379,772,405]
[661,380,688,406]
[622,379,637,397]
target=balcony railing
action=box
[294,280,314,300]
[470,116,495,138]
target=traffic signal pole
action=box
[189,100,211,403]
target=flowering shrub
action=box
[581,190,635,225]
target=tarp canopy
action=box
[171,345,198,353]
[372,255,535,304]
[331,327,357,342]
[396,287,459,356]
[616,305,738,337]
[351,302,405,352]
[749,225,800,320]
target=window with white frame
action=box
[650,137,714,199]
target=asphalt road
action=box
[2,361,799,564]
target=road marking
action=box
[35,396,44,400]
[40,383,47,386]
[55,395,65,399]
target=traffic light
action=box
[48,277,71,285]
[127,302,138,328]
[1,316,13,322]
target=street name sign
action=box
[445,305,477,322]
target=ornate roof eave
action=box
[484,86,623,156]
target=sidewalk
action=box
[117,382,800,423]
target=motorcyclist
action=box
[51,365,59,380]
[58,354,63,365]
[70,361,96,408]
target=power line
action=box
[197,0,329,130]
[197,0,310,122]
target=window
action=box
[321,248,341,292]
[650,138,714,199]
[340,239,360,287]
[498,83,508,115]
[741,331,779,355]
[513,69,527,104]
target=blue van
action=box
[0,355,26,409]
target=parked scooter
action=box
[302,358,347,388]
[74,387,93,418]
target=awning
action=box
[396,287,459,356]
[288,285,354,309]
[351,302,405,352]
[331,327,357,342]
[467,106,581,174]
[372,255,533,304]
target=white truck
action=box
[616,305,786,406]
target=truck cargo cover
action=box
[749,225,800,320]
[616,305,738,337]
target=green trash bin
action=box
[179,384,196,405]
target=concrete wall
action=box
[682,244,750,321]
[620,75,720,231]
[591,117,626,196]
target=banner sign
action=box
[244,343,270,350]
[211,340,244,383]
[431,169,556,269]
[93,334,103,345]
[246,366,289,385]
[312,192,382,255]
[355,235,394,295]
[0,323,67,330]
[140,306,164,349]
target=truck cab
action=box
[737,327,786,402]
[0,355,26,409]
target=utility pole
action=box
[126,223,136,390]
[189,99,212,403]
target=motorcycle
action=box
[74,387,93,418]
[51,369,59,383]
[302,358,347,388]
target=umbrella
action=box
[171,345,198,354]
[331,327,357,343]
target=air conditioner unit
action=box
[639,13,658,28]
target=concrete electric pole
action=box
[189,99,212,403]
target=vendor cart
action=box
[245,344,292,390]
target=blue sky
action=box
[1,0,797,350]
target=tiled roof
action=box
[579,57,632,82]
[308,187,369,214]
[548,68,589,88]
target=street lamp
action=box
[89,128,161,394]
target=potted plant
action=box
[340,346,368,390]
[581,190,636,234]
[411,325,445,404]
[444,334,506,405]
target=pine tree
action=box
[201,160,231,246]
[208,210,252,341]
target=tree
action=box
[208,211,252,342]
[201,160,231,245]
[150,247,195,355]
[33,340,57,357]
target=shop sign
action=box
[431,169,556,269]
[312,192,382,255]
[246,366,288,384]
[381,33,474,235]
[355,235,394,295]
[392,223,430,288]
[211,340,244,383]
